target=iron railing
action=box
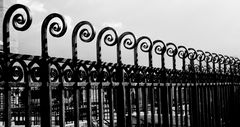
[1,4,240,127]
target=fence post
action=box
[178,46,188,127]
[188,48,198,127]
[40,13,66,127]
[2,4,32,127]
[96,27,118,127]
[72,21,95,127]
[152,40,166,127]
[118,32,136,127]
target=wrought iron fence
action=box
[1,4,240,127]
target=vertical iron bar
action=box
[174,85,178,127]
[157,85,162,127]
[151,84,155,127]
[3,4,32,127]
[161,69,169,127]
[184,85,189,127]
[108,83,114,127]
[178,85,183,127]
[143,84,148,127]
[40,13,66,127]
[86,83,93,127]
[24,83,31,127]
[98,82,104,127]
[126,83,132,127]
[73,85,80,127]
[59,83,65,127]
[135,84,141,127]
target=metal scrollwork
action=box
[136,36,152,66]
[30,66,41,82]
[62,62,74,82]
[72,21,95,61]
[3,4,32,54]
[229,57,236,66]
[219,54,225,64]
[152,40,166,55]
[224,56,230,65]
[96,27,118,62]
[117,32,137,63]
[8,59,28,82]
[73,21,95,43]
[119,32,136,50]
[205,52,213,63]
[50,68,59,82]
[136,36,152,53]
[166,43,178,57]
[41,13,67,57]
[178,46,188,59]
[133,36,152,65]
[212,53,220,63]
[197,50,206,61]
[10,65,24,82]
[188,48,197,60]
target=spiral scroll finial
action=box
[117,32,136,64]
[178,46,188,59]
[229,56,236,65]
[166,43,178,57]
[41,13,67,58]
[133,36,152,66]
[96,27,118,63]
[187,48,197,60]
[212,53,220,63]
[136,36,152,53]
[3,4,32,54]
[205,52,213,62]
[197,50,206,61]
[235,58,240,65]
[72,21,95,61]
[224,55,230,65]
[219,54,225,64]
[152,40,166,55]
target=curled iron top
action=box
[224,55,230,65]
[235,58,240,65]
[72,21,95,43]
[118,31,137,50]
[178,46,188,59]
[212,53,220,63]
[41,13,67,57]
[42,13,67,38]
[219,54,225,64]
[152,40,166,55]
[166,43,178,57]
[136,36,152,53]
[97,27,118,47]
[188,48,197,60]
[72,21,95,61]
[197,50,205,61]
[230,56,236,65]
[3,4,32,54]
[117,31,137,64]
[205,52,213,62]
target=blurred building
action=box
[0,0,19,52]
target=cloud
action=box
[102,22,123,29]
[64,15,73,29]
[16,0,47,13]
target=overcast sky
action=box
[3,0,240,67]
